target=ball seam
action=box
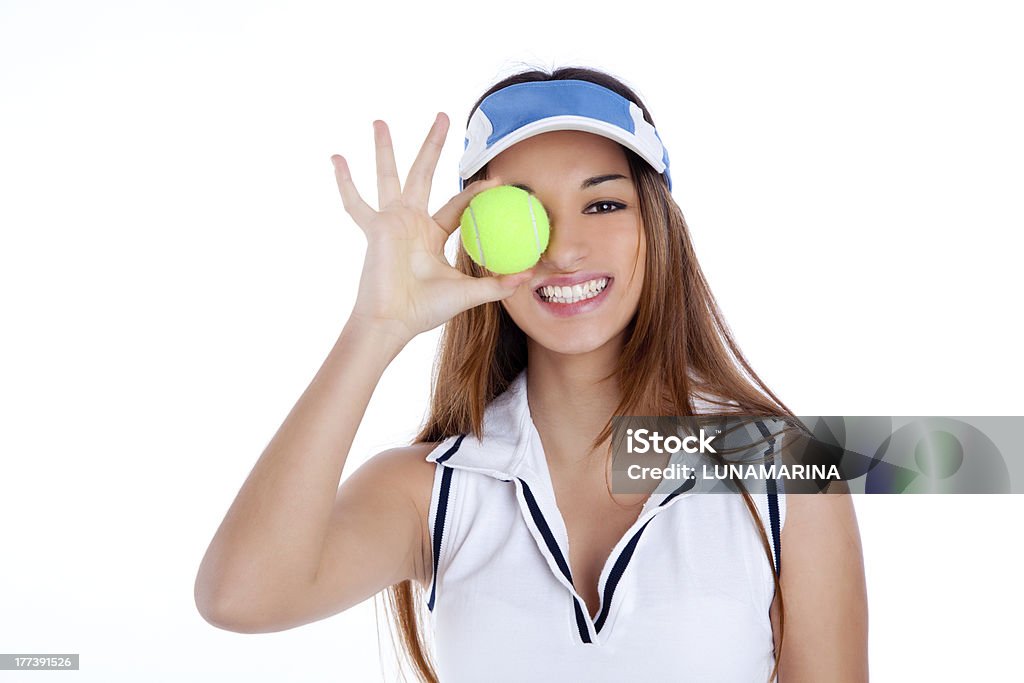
[527,194,541,259]
[468,203,487,269]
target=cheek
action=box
[500,287,533,321]
[607,219,645,284]
[609,213,642,245]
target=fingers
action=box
[467,268,536,306]
[432,176,505,238]
[403,113,449,209]
[331,154,376,229]
[374,120,402,210]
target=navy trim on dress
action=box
[767,476,781,576]
[571,598,593,644]
[427,466,454,612]
[427,435,466,611]
[594,516,655,632]
[754,420,782,577]
[591,477,694,632]
[436,433,467,463]
[659,475,697,507]
[518,479,574,584]
[518,478,593,644]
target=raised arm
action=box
[193,114,534,633]
[194,319,416,633]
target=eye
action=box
[584,201,626,214]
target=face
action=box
[487,130,646,355]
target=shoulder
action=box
[779,485,864,584]
[350,442,442,588]
[358,441,439,476]
[773,488,869,679]
[356,442,440,516]
[781,485,862,554]
[779,487,866,593]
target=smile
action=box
[533,277,614,318]
[536,277,609,304]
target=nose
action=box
[539,211,588,271]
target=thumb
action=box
[469,268,536,305]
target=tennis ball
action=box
[459,185,550,274]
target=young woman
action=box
[195,67,869,682]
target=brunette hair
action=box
[382,65,793,683]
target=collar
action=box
[424,369,534,481]
[423,368,702,645]
[423,369,699,513]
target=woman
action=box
[195,66,869,682]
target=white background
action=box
[1,0,1022,680]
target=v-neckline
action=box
[515,403,692,642]
[425,370,698,644]
[553,487,649,623]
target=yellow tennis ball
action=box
[459,185,550,274]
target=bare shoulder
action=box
[350,441,440,522]
[770,488,869,681]
[783,484,861,542]
[782,482,866,576]
[353,441,439,490]
[343,442,441,587]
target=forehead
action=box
[486,130,630,177]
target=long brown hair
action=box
[383,65,794,683]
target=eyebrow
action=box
[511,173,629,194]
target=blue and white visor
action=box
[458,79,672,192]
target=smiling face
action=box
[487,130,646,356]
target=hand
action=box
[331,114,533,345]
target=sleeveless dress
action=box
[423,370,786,682]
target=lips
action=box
[533,276,614,318]
[533,271,614,291]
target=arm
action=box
[771,489,869,682]
[194,114,530,634]
[193,319,418,632]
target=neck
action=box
[524,336,623,473]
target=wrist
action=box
[342,314,413,357]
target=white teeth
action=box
[537,277,609,304]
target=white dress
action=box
[423,370,786,682]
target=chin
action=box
[509,312,630,357]
[531,331,611,356]
[504,301,638,355]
